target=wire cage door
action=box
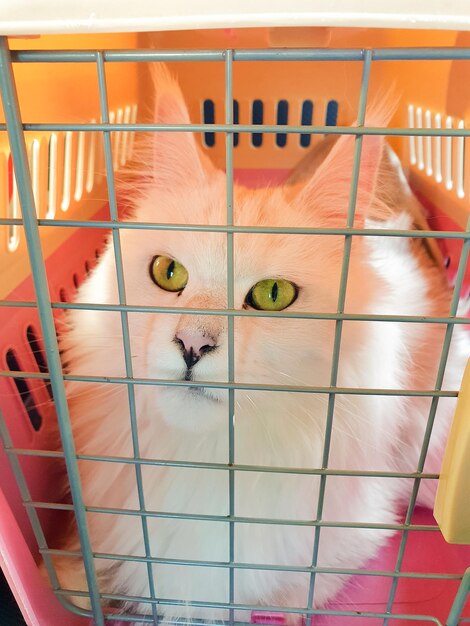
[0,28,470,626]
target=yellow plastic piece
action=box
[434,357,470,544]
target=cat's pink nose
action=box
[174,330,216,369]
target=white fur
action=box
[51,71,469,623]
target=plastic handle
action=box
[434,357,470,544]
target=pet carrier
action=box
[0,3,469,626]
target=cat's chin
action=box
[155,386,228,432]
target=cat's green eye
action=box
[150,255,188,292]
[246,278,297,311]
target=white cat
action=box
[49,66,469,623]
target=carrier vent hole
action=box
[26,325,52,398]
[416,107,425,171]
[434,112,443,183]
[84,260,90,274]
[445,116,453,191]
[26,326,48,375]
[424,109,433,177]
[203,99,215,147]
[233,99,239,147]
[456,120,465,199]
[325,100,339,127]
[47,134,57,219]
[202,99,239,148]
[95,249,100,259]
[276,100,288,147]
[29,139,41,216]
[7,154,19,252]
[86,125,96,194]
[7,153,13,204]
[300,100,314,148]
[251,100,264,147]
[121,106,132,167]
[5,349,42,431]
[72,273,79,289]
[445,256,451,269]
[59,288,68,303]
[61,131,73,212]
[74,131,85,202]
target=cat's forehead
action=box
[233,185,303,228]
[135,176,309,228]
[131,179,333,267]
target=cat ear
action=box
[151,64,207,188]
[299,132,384,225]
[298,100,396,225]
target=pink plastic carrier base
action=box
[0,171,469,625]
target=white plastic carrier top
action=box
[2,0,470,35]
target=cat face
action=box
[69,65,386,444]
[120,182,347,434]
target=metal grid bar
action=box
[10,46,470,62]
[305,48,373,619]
[47,588,446,625]
[225,48,236,626]
[4,447,443,479]
[6,122,470,137]
[38,547,462,580]
[23,499,445,531]
[2,299,470,326]
[95,51,159,623]
[0,36,106,625]
[0,40,468,626]
[2,218,470,238]
[447,567,470,626]
[0,369,461,397]
[383,230,470,625]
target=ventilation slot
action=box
[47,134,57,219]
[325,100,338,127]
[457,120,465,199]
[6,349,42,431]
[233,100,239,147]
[72,273,80,289]
[86,123,97,193]
[445,116,453,191]
[61,131,73,211]
[121,106,132,167]
[251,100,263,147]
[113,108,124,172]
[26,325,52,398]
[203,99,215,147]
[408,104,416,165]
[434,113,443,183]
[408,105,466,199]
[300,100,314,148]
[29,139,41,216]
[416,107,424,170]
[128,104,138,161]
[275,100,288,148]
[202,100,239,148]
[59,288,68,303]
[74,131,85,202]
[7,154,19,252]
[425,109,433,177]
